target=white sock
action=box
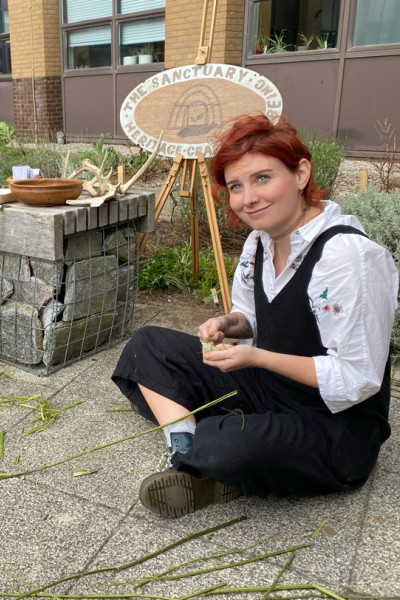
[163,419,196,446]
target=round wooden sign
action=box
[120,63,283,158]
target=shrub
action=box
[302,133,346,194]
[138,244,237,304]
[0,145,62,186]
[341,188,400,357]
[0,121,15,147]
[369,118,400,192]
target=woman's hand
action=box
[202,343,261,372]
[198,316,229,346]
[198,312,253,346]
[203,344,319,387]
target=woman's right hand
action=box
[198,316,229,346]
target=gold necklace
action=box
[270,207,310,242]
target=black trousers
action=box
[112,326,381,497]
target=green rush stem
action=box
[0,390,237,481]
[123,543,311,584]
[16,515,246,599]
[0,430,4,460]
[263,551,296,599]
[0,585,380,599]
[110,535,274,589]
[177,583,227,600]
[0,595,173,599]
[208,583,346,599]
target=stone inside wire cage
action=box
[0,201,149,376]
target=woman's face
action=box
[224,152,311,236]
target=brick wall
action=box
[13,77,63,138]
[165,0,245,68]
[9,0,62,138]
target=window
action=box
[120,17,165,65]
[353,0,400,46]
[62,0,165,70]
[67,26,111,69]
[118,0,165,66]
[118,0,165,14]
[250,0,341,54]
[62,0,112,23]
[0,0,11,75]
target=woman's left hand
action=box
[203,344,261,372]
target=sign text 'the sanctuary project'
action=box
[120,63,283,159]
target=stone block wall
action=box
[0,221,138,375]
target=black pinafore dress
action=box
[112,226,391,497]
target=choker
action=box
[270,207,310,242]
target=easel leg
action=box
[197,154,232,314]
[191,187,200,281]
[180,159,200,282]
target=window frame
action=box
[347,0,400,52]
[61,0,165,73]
[0,0,11,77]
[246,0,343,62]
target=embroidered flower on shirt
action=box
[290,254,304,270]
[239,256,257,285]
[332,303,344,315]
[313,287,345,319]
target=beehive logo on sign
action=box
[168,83,223,138]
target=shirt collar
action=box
[260,200,344,252]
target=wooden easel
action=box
[139,0,232,314]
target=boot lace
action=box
[156,450,174,472]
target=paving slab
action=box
[1,292,399,599]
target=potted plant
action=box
[315,33,329,49]
[297,32,314,51]
[138,43,154,64]
[266,32,288,53]
[256,32,269,54]
[122,49,138,65]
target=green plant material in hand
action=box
[302,133,345,194]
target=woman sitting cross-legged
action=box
[112,113,398,518]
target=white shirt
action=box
[231,201,399,414]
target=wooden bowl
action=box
[7,178,83,206]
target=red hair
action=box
[211,114,321,227]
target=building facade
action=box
[0,0,399,155]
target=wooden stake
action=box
[117,165,125,185]
[359,168,368,190]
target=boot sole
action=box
[139,470,241,518]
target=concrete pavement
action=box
[1,292,399,599]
